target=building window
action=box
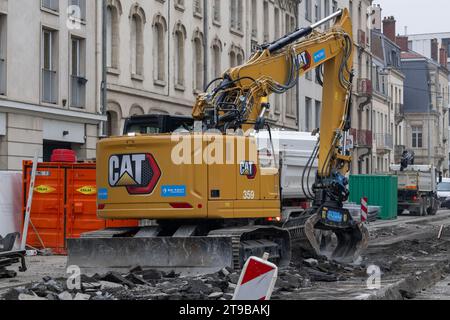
[274,7,280,40]
[251,0,257,38]
[0,14,6,95]
[324,0,330,28]
[193,0,202,17]
[236,50,244,66]
[42,28,58,104]
[230,0,243,32]
[130,14,144,76]
[412,126,423,148]
[70,37,86,108]
[263,1,269,42]
[305,0,311,21]
[305,97,312,131]
[153,15,167,84]
[69,0,86,21]
[106,4,120,69]
[213,0,221,24]
[106,110,119,137]
[174,23,186,88]
[193,31,204,92]
[230,51,236,68]
[42,0,59,12]
[211,38,222,79]
[315,100,321,128]
[314,1,320,23]
[332,0,338,13]
[349,0,353,19]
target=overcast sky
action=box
[373,0,449,35]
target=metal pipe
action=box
[268,9,343,53]
[203,0,208,89]
[101,0,107,135]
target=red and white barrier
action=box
[233,254,278,300]
[361,197,368,222]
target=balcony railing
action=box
[375,133,393,151]
[42,69,57,104]
[350,128,373,147]
[70,75,87,108]
[0,58,6,95]
[42,0,59,12]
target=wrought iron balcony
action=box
[349,128,373,147]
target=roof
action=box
[401,51,427,60]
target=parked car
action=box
[437,178,450,209]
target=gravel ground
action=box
[1,211,450,300]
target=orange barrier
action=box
[22,161,138,255]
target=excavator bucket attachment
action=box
[287,211,369,263]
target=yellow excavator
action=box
[68,9,369,273]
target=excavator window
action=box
[123,114,194,135]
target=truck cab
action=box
[437,178,450,209]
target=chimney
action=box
[382,16,396,42]
[371,4,382,30]
[440,46,448,69]
[396,36,409,52]
[431,38,438,62]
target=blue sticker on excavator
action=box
[98,188,108,200]
[161,185,186,197]
[313,49,326,63]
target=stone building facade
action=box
[0,0,102,170]
[102,0,299,136]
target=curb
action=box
[365,260,450,300]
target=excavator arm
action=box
[193,9,353,180]
[193,8,367,262]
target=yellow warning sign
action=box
[77,186,97,195]
[34,185,56,194]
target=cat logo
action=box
[76,186,97,195]
[297,51,311,71]
[34,185,55,194]
[109,153,161,195]
[240,161,257,179]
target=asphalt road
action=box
[1,210,450,300]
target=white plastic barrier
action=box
[0,171,23,250]
[233,254,278,300]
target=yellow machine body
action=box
[97,134,280,220]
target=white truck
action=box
[256,130,322,221]
[390,164,440,216]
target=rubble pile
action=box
[2,257,367,300]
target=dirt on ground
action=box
[1,212,450,300]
